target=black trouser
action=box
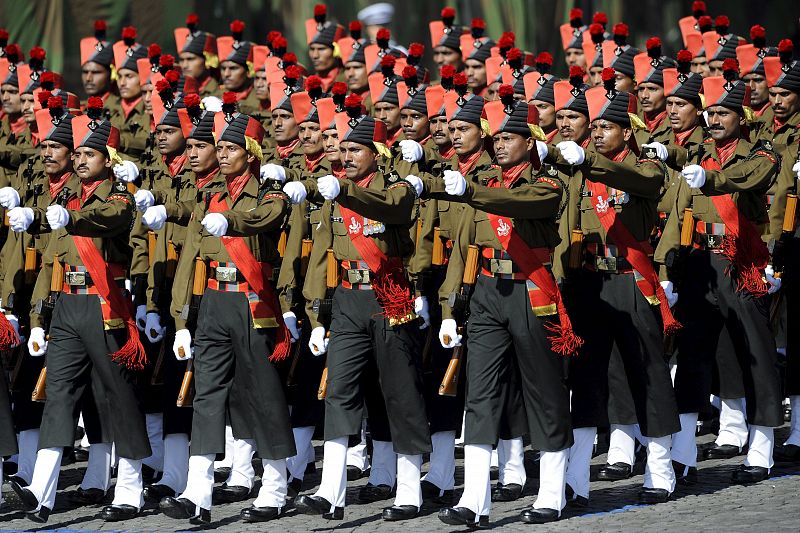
[783,236,800,396]
[566,269,680,437]
[190,289,295,459]
[464,275,572,451]
[0,365,18,456]
[157,319,193,436]
[39,294,151,459]
[9,348,44,432]
[323,286,431,455]
[285,320,326,429]
[679,250,783,427]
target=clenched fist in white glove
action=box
[201,96,223,112]
[792,160,800,179]
[0,187,20,209]
[660,280,678,308]
[134,189,155,211]
[201,213,228,236]
[8,207,34,232]
[415,296,430,329]
[405,174,423,196]
[535,140,549,164]
[283,181,308,204]
[556,141,586,166]
[173,329,193,359]
[136,304,147,331]
[439,318,462,348]
[28,327,47,356]
[112,160,140,182]
[642,142,669,161]
[682,164,706,189]
[145,312,166,343]
[317,175,341,200]
[283,311,300,342]
[46,205,70,230]
[399,139,424,162]
[260,163,287,183]
[443,170,467,196]
[765,265,781,294]
[142,205,167,230]
[309,326,329,356]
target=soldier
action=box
[460,19,495,97]
[0,45,32,182]
[305,4,345,91]
[79,21,120,111]
[217,20,260,116]
[582,22,607,88]
[559,9,589,69]
[762,41,800,148]
[430,7,464,72]
[339,21,372,106]
[111,27,150,158]
[633,38,677,145]
[701,16,746,77]
[737,26,777,120]
[262,68,305,168]
[601,23,639,92]
[523,54,560,144]
[175,13,221,98]
[369,56,405,150]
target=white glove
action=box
[414,296,430,329]
[260,163,287,184]
[45,205,70,230]
[765,265,781,295]
[202,96,223,112]
[134,189,155,211]
[535,140,549,163]
[443,170,467,196]
[28,327,47,356]
[682,164,706,189]
[0,186,20,209]
[317,175,341,200]
[660,280,678,308]
[142,205,167,230]
[173,328,193,360]
[145,312,166,343]
[399,139,424,162]
[405,174,423,196]
[439,318,461,348]
[283,181,308,204]
[135,304,147,331]
[8,207,34,232]
[642,142,669,161]
[5,314,20,345]
[201,213,228,236]
[112,160,140,183]
[282,312,301,342]
[309,326,329,356]
[556,141,585,165]
[792,159,800,179]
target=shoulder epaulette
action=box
[747,139,779,164]
[387,180,410,190]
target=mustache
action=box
[707,126,724,131]
[343,162,357,169]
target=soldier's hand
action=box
[642,142,668,161]
[283,312,300,342]
[8,207,34,232]
[535,140,549,164]
[660,281,678,308]
[260,163,287,184]
[681,164,706,188]
[443,170,466,196]
[145,312,166,343]
[28,327,47,356]
[765,265,781,294]
[309,326,328,356]
[556,141,585,166]
[202,96,223,112]
[135,305,147,331]
[134,189,155,211]
[792,160,800,179]
[143,205,167,230]
[405,175,423,196]
[0,186,20,209]
[201,213,228,237]
[439,319,461,348]
[414,296,430,329]
[113,160,140,183]
[45,205,70,230]
[173,329,193,360]
[399,139,424,163]
[283,182,308,204]
[317,175,341,200]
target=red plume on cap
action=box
[183,92,201,109]
[48,95,63,111]
[602,67,616,91]
[94,19,107,40]
[29,46,45,61]
[5,44,22,63]
[407,42,424,66]
[332,81,347,95]
[349,20,362,39]
[40,71,56,89]
[222,92,237,105]
[440,64,455,90]
[471,18,486,39]
[453,72,468,97]
[272,36,288,55]
[750,25,766,49]
[441,7,456,26]
[305,75,323,91]
[692,1,706,17]
[569,8,583,28]
[722,58,739,81]
[282,52,298,66]
[613,23,628,46]
[155,79,171,94]
[122,26,137,45]
[778,39,794,65]
[345,93,362,118]
[37,90,51,107]
[284,65,302,82]
[498,83,515,109]
[507,47,523,69]
[230,20,245,40]
[497,35,514,58]
[677,49,693,74]
[165,69,180,87]
[646,37,662,59]
[148,43,161,58]
[380,54,396,78]
[266,30,282,46]
[569,65,585,86]
[593,12,608,27]
[87,95,104,119]
[403,65,418,84]
[698,15,713,33]
[160,54,174,68]
[715,15,729,35]
[535,51,553,74]
[376,28,390,49]
[590,23,605,45]
[314,4,327,24]
[186,13,199,31]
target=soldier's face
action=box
[309,43,336,73]
[464,59,487,91]
[253,70,269,101]
[374,102,401,133]
[73,146,111,180]
[179,52,207,79]
[691,56,710,77]
[340,141,378,180]
[81,62,110,97]
[156,125,186,157]
[556,109,590,142]
[299,121,323,155]
[322,129,340,162]
[769,87,800,121]
[744,73,769,108]
[637,82,666,115]
[587,66,604,87]
[20,93,36,125]
[564,48,586,69]
[1,83,21,114]
[614,72,635,92]
[591,119,631,156]
[400,109,430,142]
[40,140,72,175]
[666,96,701,133]
[220,61,248,91]
[448,120,484,156]
[216,140,253,176]
[186,138,218,174]
[433,46,462,69]
[142,82,154,114]
[484,82,500,102]
[272,109,299,142]
[492,132,532,167]
[117,69,142,100]
[532,100,556,131]
[429,115,451,148]
[344,61,368,92]
[705,105,744,142]
[708,60,726,78]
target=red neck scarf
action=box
[645,110,668,132]
[386,128,403,148]
[545,129,559,144]
[317,66,341,92]
[355,171,377,188]
[198,75,212,92]
[439,145,456,160]
[164,153,188,177]
[754,101,771,117]
[233,84,254,102]
[580,136,592,149]
[48,171,72,199]
[81,178,107,203]
[9,114,27,135]
[195,167,220,190]
[276,138,300,159]
[305,150,326,172]
[120,96,142,119]
[332,162,347,178]
[416,134,432,146]
[714,138,739,165]
[610,147,630,163]
[457,150,483,175]
[30,129,39,146]
[225,171,252,203]
[488,162,529,188]
[673,127,697,147]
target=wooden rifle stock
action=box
[148,231,157,267]
[568,229,584,269]
[193,257,207,295]
[783,194,798,233]
[278,230,288,257]
[166,240,178,278]
[24,247,38,284]
[300,238,313,277]
[32,365,47,402]
[176,360,194,407]
[317,366,328,400]
[680,208,694,247]
[32,255,65,402]
[431,227,444,265]
[315,250,338,400]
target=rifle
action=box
[176,256,207,406]
[439,244,479,396]
[147,231,157,267]
[568,229,584,270]
[771,194,797,277]
[431,227,445,265]
[176,360,194,407]
[314,249,338,400]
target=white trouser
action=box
[287,426,315,481]
[28,447,63,510]
[785,396,800,446]
[112,457,144,508]
[497,437,526,487]
[455,444,492,519]
[142,413,164,473]
[252,459,288,508]
[368,440,396,487]
[16,429,39,485]
[315,437,348,509]
[79,412,90,448]
[715,397,748,448]
[395,454,423,508]
[672,413,699,467]
[214,425,234,469]
[744,425,774,469]
[534,450,568,512]
[81,442,112,491]
[346,419,370,471]
[226,438,255,489]
[607,424,636,466]
[179,454,215,510]
[643,436,675,492]
[565,427,595,499]
[422,430,456,491]
[159,433,190,493]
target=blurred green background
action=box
[2,0,799,97]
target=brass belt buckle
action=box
[65,271,86,286]
[489,258,513,275]
[347,269,370,284]
[595,256,617,272]
[215,266,238,282]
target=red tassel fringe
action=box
[269,323,292,362]
[110,320,148,371]
[720,234,769,297]
[0,314,20,350]
[373,262,414,321]
[544,304,583,356]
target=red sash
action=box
[487,214,582,355]
[587,179,681,334]
[208,194,291,361]
[72,236,147,370]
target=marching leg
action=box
[241,458,287,522]
[710,397,748,457]
[493,437,525,501]
[383,453,422,520]
[672,413,699,484]
[640,435,675,503]
[733,425,774,484]
[600,423,636,480]
[15,429,40,485]
[160,453,213,523]
[532,449,568,513]
[295,436,347,519]
[100,457,144,520]
[440,443,491,527]
[422,430,456,499]
[565,427,595,505]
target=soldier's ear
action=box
[525,136,535,152]
[103,156,113,168]
[622,127,632,142]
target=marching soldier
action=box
[461,19,495,97]
[175,14,221,98]
[79,21,120,112]
[0,46,33,182]
[262,68,305,168]
[217,20,260,116]
[111,27,150,158]
[633,38,677,146]
[304,4,345,91]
